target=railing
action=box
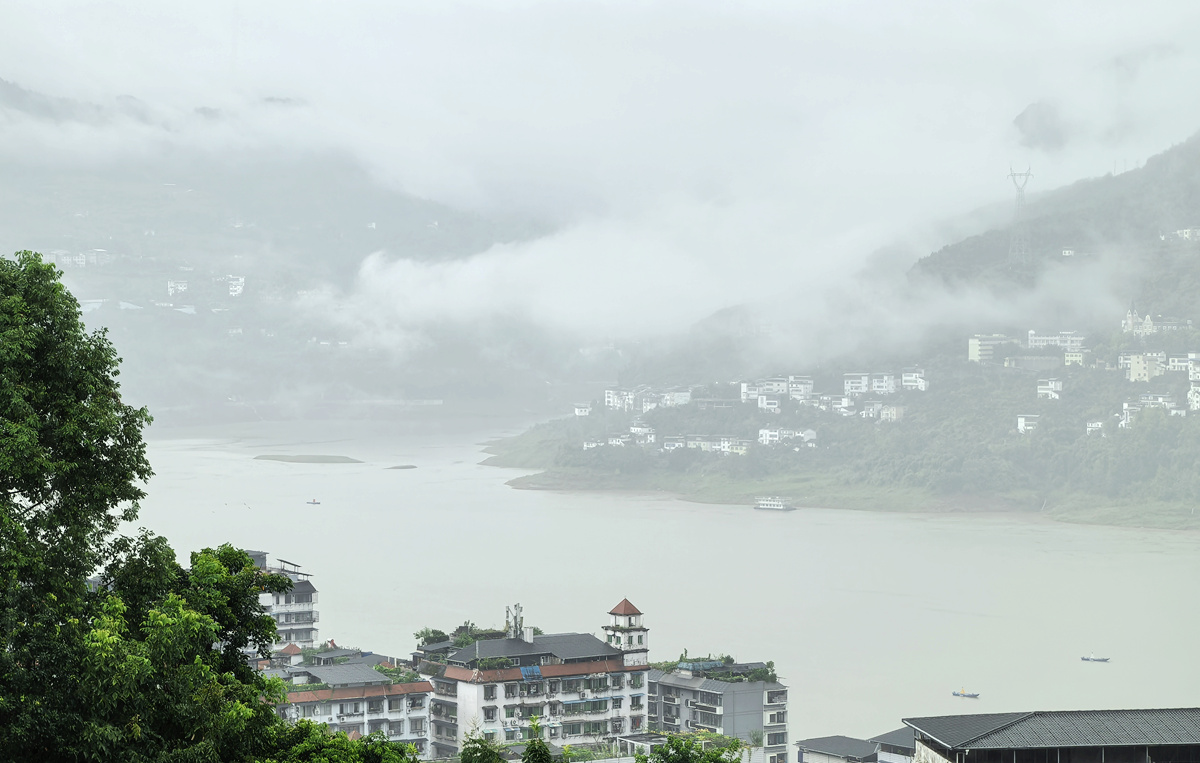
[663,696,679,705]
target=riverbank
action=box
[482,427,1200,531]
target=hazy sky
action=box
[3,1,1200,351]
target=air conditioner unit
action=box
[579,692,588,698]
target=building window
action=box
[484,685,497,700]
[409,697,425,710]
[768,733,787,746]
[409,719,425,735]
[391,719,405,735]
[388,698,403,711]
[368,700,383,714]
[505,706,516,719]
[612,675,624,690]
[612,697,623,709]
[484,706,497,721]
[769,711,786,724]
[631,716,643,731]
[699,691,721,706]
[549,680,559,694]
[632,675,645,689]
[637,635,643,644]
[584,721,606,735]
[631,697,643,710]
[767,690,787,704]
[484,730,497,742]
[563,723,582,737]
[505,684,518,699]
[505,729,517,742]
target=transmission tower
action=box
[1008,166,1033,266]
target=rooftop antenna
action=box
[1008,166,1034,267]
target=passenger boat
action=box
[754,496,795,511]
[1081,654,1110,662]
[953,689,980,698]
[306,499,321,505]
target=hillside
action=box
[910,131,1200,315]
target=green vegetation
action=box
[414,627,450,646]
[375,664,422,683]
[488,347,1200,529]
[478,657,516,670]
[0,252,419,762]
[635,734,745,763]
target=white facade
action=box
[788,376,815,400]
[758,395,782,413]
[1017,414,1039,434]
[1027,330,1085,352]
[870,374,896,395]
[281,683,431,755]
[901,368,927,391]
[1036,378,1063,400]
[843,373,870,397]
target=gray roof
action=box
[794,736,878,761]
[312,648,360,661]
[905,709,1200,750]
[295,663,390,687]
[448,633,618,665]
[290,579,316,594]
[869,728,915,752]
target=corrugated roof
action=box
[905,709,1200,750]
[794,736,878,761]
[610,599,642,616]
[287,680,433,703]
[295,663,391,687]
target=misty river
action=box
[131,417,1200,741]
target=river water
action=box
[131,418,1200,741]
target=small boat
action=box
[953,689,980,698]
[1081,654,1110,663]
[306,499,321,505]
[754,496,795,511]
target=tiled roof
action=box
[447,633,619,666]
[794,735,878,761]
[287,680,433,703]
[610,599,642,616]
[868,728,915,751]
[278,644,302,655]
[295,663,391,687]
[905,709,1200,750]
[435,658,642,684]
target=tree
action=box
[0,250,153,759]
[460,726,504,763]
[0,252,422,762]
[635,735,745,763]
[413,627,450,646]
[521,718,552,763]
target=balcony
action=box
[663,696,679,705]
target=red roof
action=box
[609,598,642,616]
[278,644,302,655]
[287,680,433,704]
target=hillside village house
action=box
[1036,378,1063,400]
[1122,309,1194,335]
[1026,330,1085,352]
[968,335,1012,363]
[416,601,651,758]
[1016,414,1039,434]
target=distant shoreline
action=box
[253,454,364,464]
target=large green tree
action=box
[0,252,419,762]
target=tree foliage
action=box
[0,252,421,762]
[634,735,745,763]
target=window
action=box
[606,634,614,643]
[414,741,426,754]
[549,680,559,694]
[631,697,644,709]
[409,719,425,735]
[612,718,624,734]
[631,716,643,731]
[484,685,497,700]
[563,723,582,737]
[549,726,560,739]
[584,721,605,735]
[505,706,517,719]
[409,697,425,710]
[484,730,497,742]
[625,635,632,645]
[637,635,643,644]
[388,698,404,711]
[302,704,320,717]
[699,691,721,706]
[521,726,542,740]
[698,711,719,727]
[612,675,624,690]
[767,690,787,704]
[627,617,634,626]
[612,697,623,709]
[520,705,542,719]
[769,711,786,724]
[561,679,583,693]
[368,700,383,713]
[505,684,518,699]
[587,678,608,692]
[391,719,405,734]
[369,720,387,734]
[484,706,497,721]
[768,733,787,746]
[633,675,645,689]
[505,729,517,742]
[296,593,312,603]
[522,682,542,696]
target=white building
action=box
[843,373,870,397]
[968,335,1011,363]
[281,679,431,752]
[1026,330,1085,352]
[880,405,905,423]
[1128,354,1164,382]
[740,382,760,402]
[575,404,592,417]
[788,376,815,400]
[248,551,319,651]
[870,374,897,395]
[1086,421,1104,435]
[758,395,782,413]
[417,601,650,758]
[1036,378,1063,400]
[605,389,636,411]
[901,368,927,391]
[1016,414,1039,434]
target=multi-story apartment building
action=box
[248,551,320,650]
[281,680,432,754]
[418,600,651,759]
[967,335,1011,363]
[648,662,789,763]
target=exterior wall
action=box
[801,752,851,763]
[914,741,954,763]
[649,674,787,762]
[281,688,430,757]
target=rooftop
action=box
[293,663,391,687]
[869,728,915,752]
[904,709,1200,750]
[447,632,619,666]
[610,598,642,616]
[794,736,879,761]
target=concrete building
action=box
[968,335,1012,363]
[795,736,880,763]
[844,373,870,397]
[1129,354,1165,383]
[1016,415,1039,434]
[648,662,789,763]
[901,368,927,391]
[905,708,1200,763]
[281,680,431,752]
[248,551,319,651]
[1036,378,1063,400]
[417,601,650,758]
[789,376,815,400]
[1026,330,1085,352]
